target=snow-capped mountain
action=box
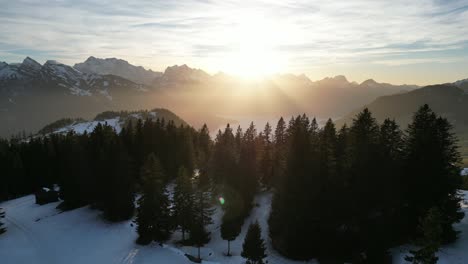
[156,64,211,85]
[74,56,162,86]
[454,78,468,93]
[0,57,148,98]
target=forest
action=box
[0,104,464,264]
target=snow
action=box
[54,118,122,135]
[0,66,21,80]
[2,190,468,264]
[0,196,188,264]
[392,190,468,264]
[462,168,468,176]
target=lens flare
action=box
[218,197,225,205]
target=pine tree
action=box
[379,119,405,244]
[189,219,209,261]
[269,115,315,259]
[173,166,195,241]
[0,208,5,234]
[260,123,274,188]
[135,154,171,245]
[405,207,443,264]
[221,208,242,256]
[196,124,212,175]
[103,139,135,221]
[238,122,259,214]
[345,108,384,257]
[271,117,287,187]
[242,220,267,264]
[221,186,244,256]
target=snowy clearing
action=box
[1,191,468,264]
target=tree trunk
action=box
[227,240,231,256]
[198,246,201,260]
[182,228,185,241]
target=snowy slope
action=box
[2,191,468,264]
[393,191,468,264]
[53,117,123,135]
[0,191,317,264]
[74,57,162,86]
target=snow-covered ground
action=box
[393,191,468,264]
[54,118,122,135]
[1,191,468,264]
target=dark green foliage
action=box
[260,123,274,188]
[271,117,287,188]
[135,154,171,244]
[173,167,195,241]
[221,205,243,256]
[403,104,464,243]
[405,207,444,264]
[187,171,214,260]
[242,220,267,264]
[269,115,318,259]
[269,105,463,261]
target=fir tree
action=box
[404,104,464,242]
[238,122,259,214]
[102,138,135,221]
[135,154,171,245]
[196,124,212,175]
[221,188,243,256]
[173,166,195,241]
[269,115,315,259]
[271,117,287,187]
[242,220,267,264]
[260,123,274,188]
[221,209,242,256]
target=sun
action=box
[220,13,287,78]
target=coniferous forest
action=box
[0,104,464,263]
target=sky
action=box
[1,0,468,85]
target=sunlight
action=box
[221,13,287,78]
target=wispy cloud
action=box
[1,0,468,84]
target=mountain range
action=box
[1,56,465,141]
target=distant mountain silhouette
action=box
[0,56,445,138]
[337,84,468,129]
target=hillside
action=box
[337,84,468,165]
[37,108,188,136]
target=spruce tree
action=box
[269,115,315,259]
[379,119,404,244]
[260,123,274,188]
[221,209,242,256]
[242,220,267,264]
[346,108,384,258]
[271,117,287,187]
[404,104,464,242]
[238,122,259,215]
[135,154,171,245]
[196,124,212,175]
[221,188,243,256]
[173,166,195,241]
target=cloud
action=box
[0,0,468,82]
